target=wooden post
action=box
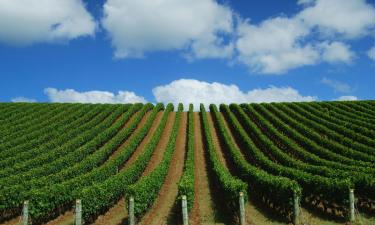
[129,196,135,225]
[349,189,355,222]
[75,199,82,225]
[181,195,189,225]
[293,192,300,225]
[22,201,29,225]
[239,192,246,225]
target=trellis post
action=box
[75,199,82,225]
[182,195,189,225]
[22,200,29,225]
[349,189,355,222]
[129,196,135,225]
[293,191,300,225]
[239,192,246,225]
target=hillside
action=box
[0,101,374,225]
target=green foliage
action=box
[178,104,195,211]
[0,100,375,223]
[216,104,299,220]
[229,104,352,212]
[126,103,183,217]
[0,103,147,220]
[78,103,173,222]
[0,103,83,158]
[0,104,116,174]
[291,102,375,157]
[200,104,247,217]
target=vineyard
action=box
[0,101,374,225]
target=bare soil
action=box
[190,112,224,225]
[119,111,163,171]
[206,112,230,169]
[42,111,155,225]
[44,211,74,225]
[1,217,21,225]
[107,111,149,162]
[141,112,176,177]
[92,111,164,225]
[138,112,187,225]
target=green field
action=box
[0,101,374,225]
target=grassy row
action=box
[0,104,113,172]
[241,104,375,200]
[178,104,195,210]
[0,104,85,157]
[285,103,375,154]
[285,102,375,148]
[339,101,375,119]
[0,103,64,141]
[126,103,182,217]
[228,104,351,214]
[201,104,247,219]
[313,102,375,131]
[261,104,372,168]
[252,104,374,174]
[26,103,160,223]
[0,104,133,187]
[299,102,375,139]
[0,103,48,131]
[292,102,375,156]
[0,104,81,152]
[0,104,145,217]
[218,104,299,220]
[75,103,172,222]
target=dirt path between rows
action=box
[141,112,175,177]
[0,217,22,225]
[206,112,230,169]
[190,112,224,225]
[219,111,357,225]
[138,112,187,225]
[0,110,137,225]
[39,110,146,225]
[92,111,164,225]
[118,111,163,171]
[107,110,147,162]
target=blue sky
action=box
[1,0,375,107]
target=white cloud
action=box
[236,17,319,74]
[247,86,316,103]
[321,77,352,93]
[102,0,233,59]
[319,42,355,64]
[336,95,358,101]
[44,88,146,104]
[153,79,316,110]
[11,97,37,103]
[235,0,373,74]
[0,0,96,45]
[298,0,375,39]
[368,46,375,61]
[297,0,315,6]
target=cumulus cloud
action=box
[236,17,319,74]
[335,95,358,101]
[0,0,96,45]
[319,42,355,64]
[368,46,375,61]
[321,77,352,93]
[297,0,315,6]
[44,88,146,104]
[102,0,233,59]
[298,0,375,39]
[234,0,375,74]
[153,79,316,110]
[11,97,37,103]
